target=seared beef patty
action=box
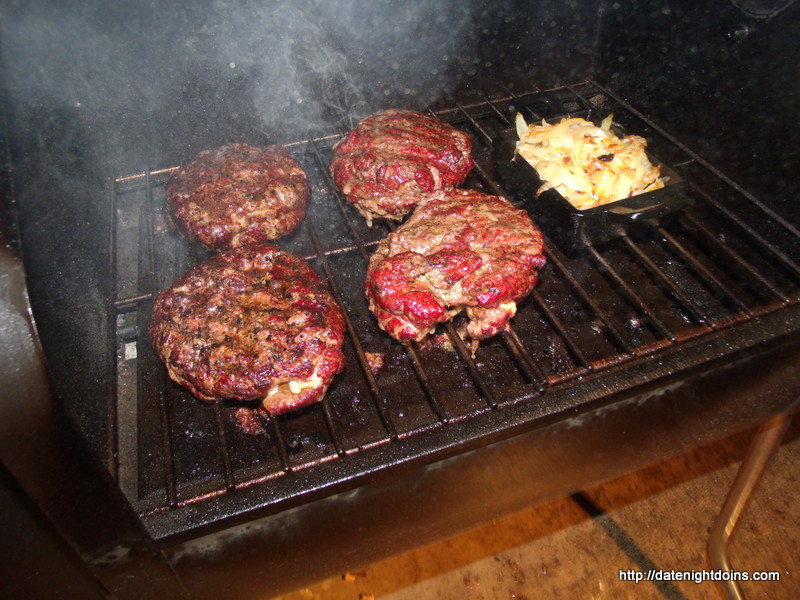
[149,245,346,415]
[166,143,310,251]
[329,109,473,223]
[365,189,546,342]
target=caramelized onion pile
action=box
[515,113,664,210]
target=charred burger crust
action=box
[149,244,345,415]
[329,109,473,222]
[364,189,546,342]
[165,143,311,252]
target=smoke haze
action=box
[2,0,486,168]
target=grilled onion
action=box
[515,113,664,210]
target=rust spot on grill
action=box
[546,366,591,386]
[633,338,674,356]
[672,325,714,343]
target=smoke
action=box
[1,3,180,117]
[205,1,357,135]
[1,0,484,164]
[204,0,483,135]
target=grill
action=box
[109,80,800,542]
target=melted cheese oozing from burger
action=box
[266,371,323,398]
[499,301,517,317]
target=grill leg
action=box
[706,400,798,600]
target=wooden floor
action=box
[271,414,800,600]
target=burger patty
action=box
[149,245,346,415]
[329,109,473,223]
[365,189,546,342]
[166,143,310,251]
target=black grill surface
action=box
[109,81,800,541]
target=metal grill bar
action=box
[620,235,713,329]
[481,95,511,124]
[262,411,291,473]
[445,322,499,410]
[543,246,635,355]
[683,212,790,305]
[142,168,180,507]
[213,402,236,490]
[587,245,677,343]
[530,290,594,371]
[115,293,153,310]
[657,226,754,318]
[402,342,449,423]
[500,326,548,391]
[455,103,494,145]
[308,139,373,261]
[319,398,345,457]
[108,182,121,477]
[305,218,398,441]
[687,183,800,284]
[159,379,179,506]
[143,169,158,296]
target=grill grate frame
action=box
[108,81,800,541]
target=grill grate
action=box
[109,81,800,540]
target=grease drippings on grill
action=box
[149,244,346,417]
